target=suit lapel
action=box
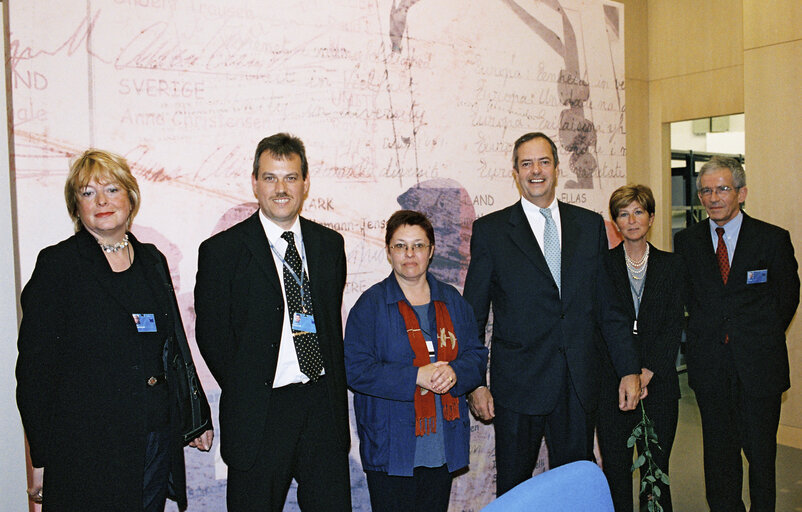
[240,212,283,293]
[693,218,726,288]
[133,235,175,328]
[507,202,552,281]
[728,213,758,287]
[558,202,581,300]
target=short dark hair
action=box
[385,210,435,247]
[609,184,655,220]
[252,133,309,179]
[512,132,559,169]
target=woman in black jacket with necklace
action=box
[597,184,685,512]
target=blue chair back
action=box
[481,460,614,511]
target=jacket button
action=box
[265,380,272,387]
[560,313,565,319]
[271,343,278,349]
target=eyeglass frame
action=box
[387,242,432,253]
[698,185,739,197]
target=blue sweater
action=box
[344,272,488,476]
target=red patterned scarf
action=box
[397,300,460,436]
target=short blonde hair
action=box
[64,149,140,232]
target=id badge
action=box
[292,312,317,333]
[133,313,157,333]
[746,269,768,284]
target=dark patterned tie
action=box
[715,227,730,344]
[281,231,323,381]
[715,227,729,285]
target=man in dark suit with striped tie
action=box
[674,156,799,512]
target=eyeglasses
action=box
[699,185,737,197]
[388,242,431,253]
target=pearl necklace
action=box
[98,233,129,253]
[624,243,649,280]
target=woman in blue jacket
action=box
[345,209,488,512]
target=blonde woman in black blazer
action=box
[597,184,685,512]
[16,150,212,511]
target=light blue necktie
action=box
[540,207,561,293]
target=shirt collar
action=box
[258,210,302,245]
[521,196,558,215]
[708,210,743,238]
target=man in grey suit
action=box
[195,133,351,511]
[463,132,642,496]
[674,156,799,512]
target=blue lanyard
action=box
[268,237,308,311]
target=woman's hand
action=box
[28,466,43,503]
[188,429,214,451]
[416,361,456,394]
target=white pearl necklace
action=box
[624,243,649,280]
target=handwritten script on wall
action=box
[10,1,625,509]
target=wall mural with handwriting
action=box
[10,0,625,509]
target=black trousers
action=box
[365,465,452,512]
[226,378,351,512]
[694,359,782,512]
[596,395,678,512]
[493,375,593,497]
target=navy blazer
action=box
[603,243,684,401]
[194,212,349,470]
[463,201,639,415]
[674,213,799,396]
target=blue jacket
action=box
[344,272,488,476]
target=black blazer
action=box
[194,212,349,470]
[16,230,196,510]
[463,201,639,415]
[674,213,799,395]
[602,243,684,401]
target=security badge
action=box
[746,269,768,284]
[291,311,317,333]
[132,313,157,333]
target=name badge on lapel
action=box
[746,269,768,284]
[133,313,157,333]
[292,312,317,333]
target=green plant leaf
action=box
[660,472,671,485]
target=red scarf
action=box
[397,300,460,436]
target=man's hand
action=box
[618,373,641,411]
[468,386,495,420]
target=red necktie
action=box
[715,227,729,284]
[716,227,730,343]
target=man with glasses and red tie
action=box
[674,156,799,512]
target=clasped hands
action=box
[416,361,456,394]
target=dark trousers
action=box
[694,361,782,512]
[596,395,678,512]
[143,431,171,512]
[226,378,351,512]
[493,376,593,496]
[365,465,452,512]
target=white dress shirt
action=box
[520,196,562,251]
[257,211,322,386]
